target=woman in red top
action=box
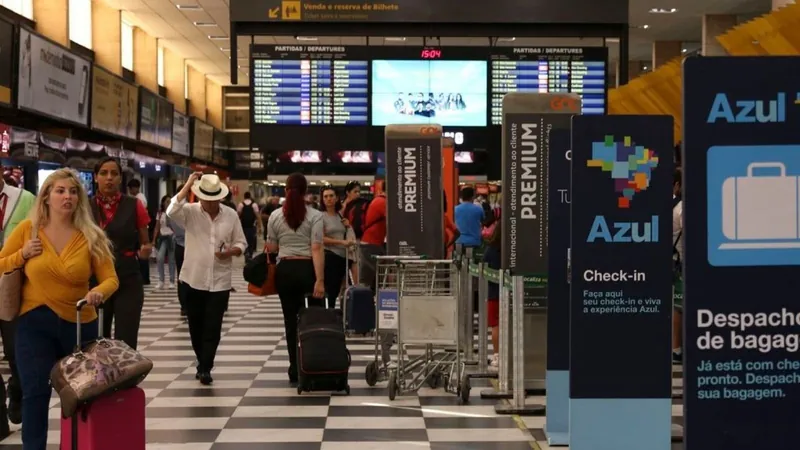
[92,157,152,349]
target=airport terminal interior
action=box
[0,0,794,448]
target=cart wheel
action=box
[459,375,471,404]
[365,361,379,387]
[427,372,441,389]
[388,370,398,401]
[296,385,303,395]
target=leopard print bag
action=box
[50,300,153,419]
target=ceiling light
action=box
[643,66,649,71]
[384,37,406,42]
[498,37,516,42]
[176,4,202,10]
[682,48,687,53]
[220,48,230,52]
[295,36,318,41]
[208,35,229,41]
[193,22,217,27]
[649,8,678,13]
[642,24,650,29]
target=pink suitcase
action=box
[60,386,146,450]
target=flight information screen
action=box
[490,47,607,124]
[251,46,368,126]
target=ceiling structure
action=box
[105,0,772,87]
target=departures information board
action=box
[251,45,369,126]
[490,47,607,124]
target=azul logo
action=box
[586,215,659,243]
[706,92,800,124]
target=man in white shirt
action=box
[167,172,247,385]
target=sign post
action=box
[569,115,674,450]
[544,123,576,445]
[683,56,800,450]
[384,124,444,259]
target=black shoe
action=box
[199,372,213,385]
[7,397,20,425]
[180,309,187,317]
[672,352,683,365]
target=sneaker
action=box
[154,282,164,290]
[168,283,176,290]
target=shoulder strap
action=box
[673,230,682,259]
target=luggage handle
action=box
[304,296,332,309]
[75,299,104,352]
[747,162,786,178]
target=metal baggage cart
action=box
[363,254,423,386]
[387,259,470,403]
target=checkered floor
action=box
[0,260,687,449]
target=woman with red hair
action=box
[265,172,326,385]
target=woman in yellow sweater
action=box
[0,168,119,450]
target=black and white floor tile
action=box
[0,260,687,449]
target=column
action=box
[133,27,158,92]
[703,14,738,56]
[33,0,68,46]
[163,47,186,113]
[651,41,682,69]
[205,78,223,129]
[187,64,206,121]
[91,0,121,74]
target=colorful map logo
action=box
[587,135,659,208]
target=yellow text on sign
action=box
[282,0,302,20]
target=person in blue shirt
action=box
[454,186,485,247]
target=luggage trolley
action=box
[364,254,423,387]
[387,259,471,403]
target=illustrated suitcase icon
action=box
[721,162,800,242]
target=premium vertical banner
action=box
[501,93,581,275]
[90,67,139,139]
[385,124,444,258]
[569,115,674,450]
[683,56,800,450]
[0,18,14,106]
[18,29,91,126]
[172,111,191,156]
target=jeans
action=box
[102,268,144,350]
[323,250,347,307]
[185,285,230,372]
[243,227,257,260]
[275,259,323,380]
[16,306,98,450]
[157,235,176,283]
[0,319,20,404]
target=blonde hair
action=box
[29,168,114,263]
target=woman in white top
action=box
[153,195,176,289]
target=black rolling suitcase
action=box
[296,298,351,395]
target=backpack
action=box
[240,201,257,228]
[347,196,383,239]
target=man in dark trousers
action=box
[237,192,260,261]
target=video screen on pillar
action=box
[250,45,369,150]
[490,47,608,125]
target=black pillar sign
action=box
[683,56,800,450]
[501,93,580,276]
[385,124,444,258]
[569,115,674,450]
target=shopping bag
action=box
[244,250,277,296]
[721,162,799,241]
[0,221,37,321]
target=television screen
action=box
[335,151,373,163]
[371,60,487,127]
[455,151,474,164]
[277,151,323,163]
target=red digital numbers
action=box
[420,49,442,59]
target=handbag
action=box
[50,300,154,419]
[0,221,37,321]
[245,248,277,296]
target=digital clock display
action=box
[420,49,442,59]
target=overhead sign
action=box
[91,67,138,140]
[385,124,444,258]
[683,56,800,450]
[172,111,190,156]
[18,29,91,126]
[192,118,214,162]
[569,114,674,450]
[0,18,13,106]
[139,88,174,149]
[230,0,628,24]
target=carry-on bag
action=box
[296,297,351,395]
[60,386,146,450]
[244,248,277,296]
[51,300,153,419]
[0,221,37,321]
[341,245,375,335]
